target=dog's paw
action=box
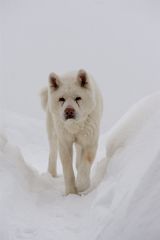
[48,167,57,177]
[65,186,78,195]
[76,176,90,193]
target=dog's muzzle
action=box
[64,107,76,120]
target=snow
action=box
[1,92,160,239]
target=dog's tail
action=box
[40,87,48,111]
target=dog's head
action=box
[47,69,96,124]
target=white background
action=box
[1,0,160,130]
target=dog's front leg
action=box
[76,144,97,192]
[47,112,58,177]
[59,141,77,195]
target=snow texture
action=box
[0,92,160,239]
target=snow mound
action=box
[88,92,160,240]
[1,92,160,240]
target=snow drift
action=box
[1,92,160,240]
[88,92,160,240]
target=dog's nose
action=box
[64,107,75,120]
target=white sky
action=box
[1,0,160,130]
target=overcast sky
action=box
[1,0,160,131]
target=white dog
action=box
[40,69,103,194]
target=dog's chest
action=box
[56,116,97,145]
[74,122,97,146]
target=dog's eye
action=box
[75,97,81,102]
[59,97,65,102]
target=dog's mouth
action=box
[65,115,76,120]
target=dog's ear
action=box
[77,69,88,88]
[49,72,60,90]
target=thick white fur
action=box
[40,70,103,194]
